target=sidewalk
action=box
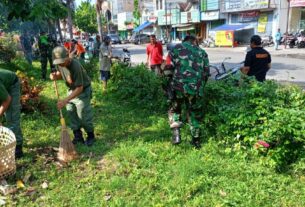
[205,46,305,59]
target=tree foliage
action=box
[1,0,67,22]
[75,1,97,34]
[133,0,141,27]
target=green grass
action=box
[2,61,305,206]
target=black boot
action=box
[15,145,24,159]
[190,137,201,149]
[72,129,84,144]
[172,128,181,145]
[85,131,95,146]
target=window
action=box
[160,0,163,9]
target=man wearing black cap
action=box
[240,35,271,82]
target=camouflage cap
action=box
[52,46,68,65]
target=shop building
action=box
[289,0,305,32]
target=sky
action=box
[75,0,95,8]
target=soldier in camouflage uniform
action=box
[164,35,209,148]
[38,32,55,80]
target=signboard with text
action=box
[201,11,220,21]
[201,0,219,11]
[221,0,269,12]
[215,31,234,46]
[157,9,180,25]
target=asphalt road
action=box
[112,43,305,86]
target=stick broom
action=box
[53,80,77,162]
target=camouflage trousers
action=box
[168,92,203,138]
[4,79,24,146]
[66,86,94,133]
[40,52,53,79]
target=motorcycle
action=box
[112,47,131,67]
[296,33,305,48]
[284,33,297,48]
[201,37,215,48]
[261,35,274,47]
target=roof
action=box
[211,24,252,31]
[133,21,153,32]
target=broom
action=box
[53,80,77,162]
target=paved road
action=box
[112,43,305,86]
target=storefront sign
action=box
[201,0,219,11]
[157,9,180,26]
[118,12,133,31]
[180,10,200,24]
[215,31,234,46]
[221,0,269,12]
[201,11,220,21]
[239,11,260,22]
[290,0,305,7]
[257,13,268,33]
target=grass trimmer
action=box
[53,80,77,162]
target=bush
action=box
[0,35,18,62]
[110,63,167,111]
[82,57,99,81]
[203,79,305,170]
[16,70,45,113]
[109,65,305,170]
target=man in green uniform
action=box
[0,69,24,157]
[50,46,95,146]
[38,32,54,80]
[165,35,209,148]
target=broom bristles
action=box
[57,126,77,162]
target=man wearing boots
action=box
[0,68,24,157]
[165,35,209,148]
[50,46,95,146]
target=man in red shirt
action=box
[146,34,163,75]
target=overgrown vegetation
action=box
[1,61,305,206]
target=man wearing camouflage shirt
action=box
[165,35,209,148]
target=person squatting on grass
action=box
[0,68,24,158]
[146,34,163,76]
[164,35,210,149]
[240,35,271,82]
[99,36,112,93]
[50,46,95,146]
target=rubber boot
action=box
[15,145,24,159]
[172,128,181,145]
[85,131,95,146]
[190,137,201,149]
[72,129,84,144]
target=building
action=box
[289,0,305,32]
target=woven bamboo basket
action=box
[0,126,16,179]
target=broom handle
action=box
[53,80,66,127]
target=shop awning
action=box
[133,21,153,32]
[173,24,195,32]
[211,24,252,31]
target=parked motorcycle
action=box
[112,47,131,67]
[284,33,297,48]
[201,37,215,48]
[296,32,305,48]
[261,35,274,47]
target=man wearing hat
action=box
[50,46,95,146]
[0,68,24,158]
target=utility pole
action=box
[169,2,172,42]
[285,0,290,49]
[165,0,168,41]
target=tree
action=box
[65,0,74,39]
[133,0,141,27]
[75,1,97,34]
[0,0,67,34]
